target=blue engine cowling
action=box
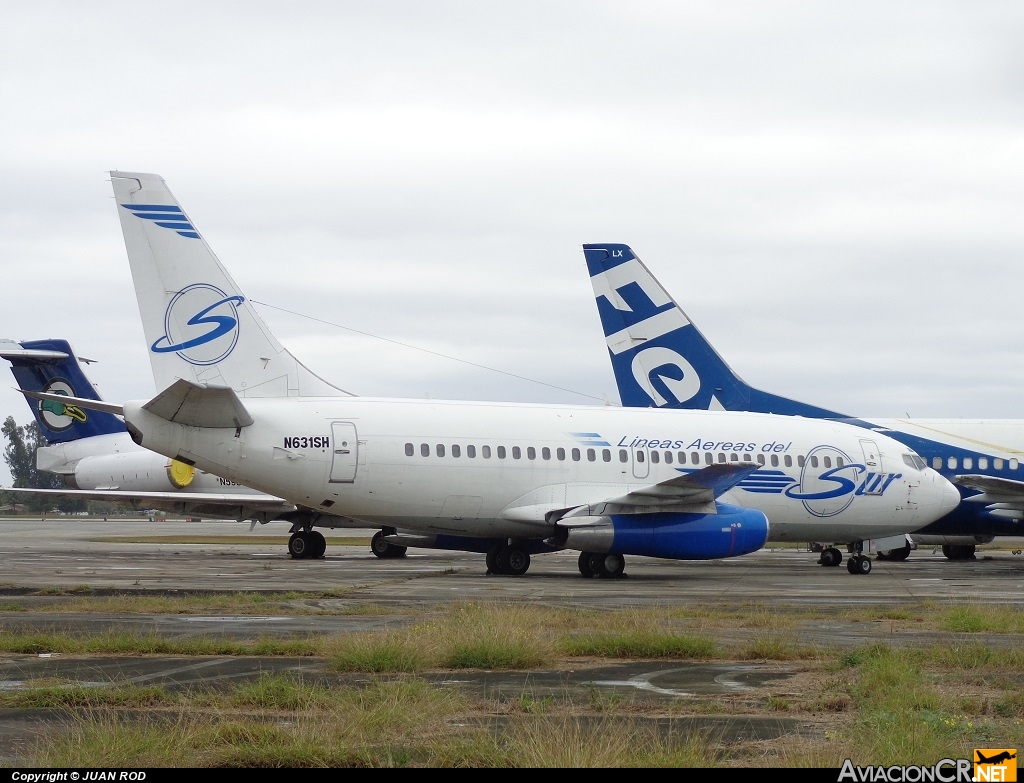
[561,503,769,560]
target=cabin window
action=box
[527,447,536,460]
[994,458,1004,469]
[784,455,793,467]
[717,453,726,463]
[497,446,507,459]
[705,452,714,465]
[729,453,738,462]
[947,456,957,470]
[482,445,491,458]
[979,457,988,470]
[1011,459,1019,470]
[436,444,446,457]
[798,456,806,467]
[650,451,660,464]
[757,454,765,465]
[573,448,581,461]
[810,456,818,468]
[420,443,430,457]
[512,446,521,459]
[557,447,565,460]
[932,456,942,470]
[542,447,551,460]
[692,453,701,465]
[603,449,612,462]
[467,445,476,458]
[619,449,628,463]
[405,443,414,457]
[743,453,752,462]
[664,451,673,464]
[823,456,831,468]
[635,450,645,463]
[963,457,973,470]
[679,452,687,463]
[836,457,844,467]
[770,455,779,467]
[588,448,597,462]
[451,445,461,458]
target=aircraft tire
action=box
[578,552,595,578]
[288,531,310,559]
[589,553,625,579]
[942,544,977,560]
[820,547,842,567]
[310,531,327,559]
[887,545,911,562]
[847,557,859,574]
[857,555,872,574]
[486,546,501,574]
[503,546,530,576]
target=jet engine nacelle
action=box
[561,503,769,560]
[65,451,196,492]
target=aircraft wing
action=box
[563,462,760,518]
[501,462,760,524]
[955,474,1024,520]
[2,487,295,519]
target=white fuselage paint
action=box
[124,397,959,544]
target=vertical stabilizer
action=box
[583,243,844,417]
[110,171,350,398]
[0,338,126,444]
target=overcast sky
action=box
[2,2,1024,485]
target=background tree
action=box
[1,416,84,513]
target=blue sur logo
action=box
[152,283,245,366]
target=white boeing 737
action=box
[21,173,960,578]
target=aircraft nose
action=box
[936,473,961,518]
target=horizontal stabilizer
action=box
[20,389,124,417]
[4,486,292,513]
[143,379,254,428]
[0,339,69,362]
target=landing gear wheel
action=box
[847,555,871,574]
[371,530,408,559]
[887,545,911,562]
[820,547,842,567]
[587,553,626,579]
[942,544,977,560]
[486,546,501,574]
[288,531,310,559]
[310,531,327,559]
[502,546,531,576]
[578,551,595,578]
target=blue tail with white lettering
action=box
[584,243,845,417]
[0,338,126,444]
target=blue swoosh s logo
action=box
[152,296,245,353]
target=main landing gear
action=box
[942,544,976,560]
[486,542,531,576]
[577,552,626,579]
[371,528,408,559]
[876,544,912,562]
[288,529,327,559]
[818,545,871,574]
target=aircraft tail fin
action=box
[0,338,126,444]
[109,171,352,399]
[583,243,845,417]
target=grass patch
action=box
[0,630,321,657]
[558,631,718,659]
[940,605,1024,634]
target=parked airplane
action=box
[16,170,960,578]
[0,337,401,560]
[582,242,1024,564]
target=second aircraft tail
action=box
[0,338,126,444]
[583,243,845,417]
